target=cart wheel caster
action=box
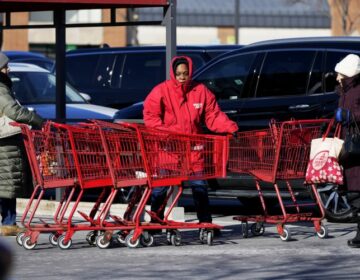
[206,231,213,246]
[49,233,59,246]
[125,232,140,248]
[86,231,97,246]
[57,235,72,250]
[316,225,329,239]
[140,232,154,247]
[170,230,181,246]
[116,231,127,245]
[22,236,37,250]
[279,227,291,242]
[199,228,205,242]
[250,223,265,236]
[96,234,111,249]
[242,222,248,238]
[16,232,26,247]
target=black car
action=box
[114,37,360,220]
[65,45,242,109]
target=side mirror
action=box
[27,107,37,114]
[80,93,91,102]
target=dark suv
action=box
[65,45,241,109]
[115,37,360,127]
[114,37,360,219]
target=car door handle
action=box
[223,110,237,114]
[288,104,310,110]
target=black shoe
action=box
[348,238,360,248]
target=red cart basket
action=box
[228,119,332,241]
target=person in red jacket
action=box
[143,56,238,230]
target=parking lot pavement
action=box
[3,214,360,280]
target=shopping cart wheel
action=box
[86,231,97,246]
[16,232,26,247]
[170,230,182,246]
[241,222,249,238]
[250,223,265,236]
[49,233,59,246]
[57,235,73,250]
[279,226,291,242]
[116,231,127,245]
[199,228,205,242]
[22,236,37,250]
[125,232,140,248]
[206,231,213,246]
[316,225,329,239]
[140,232,155,247]
[95,234,112,249]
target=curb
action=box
[16,198,185,222]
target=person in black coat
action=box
[334,53,360,248]
[0,52,44,236]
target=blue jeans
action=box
[0,198,17,225]
[151,178,212,223]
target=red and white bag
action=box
[305,124,344,185]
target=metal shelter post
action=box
[164,0,176,79]
[54,8,66,201]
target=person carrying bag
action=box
[333,53,360,248]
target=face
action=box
[336,73,346,86]
[175,63,189,84]
[0,64,9,75]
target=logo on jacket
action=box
[193,103,203,109]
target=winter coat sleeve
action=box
[0,87,44,128]
[143,86,165,129]
[203,86,238,133]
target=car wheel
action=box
[317,184,355,221]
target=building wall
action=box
[137,26,331,45]
[2,13,28,51]
[102,9,127,47]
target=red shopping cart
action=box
[228,119,332,241]
[14,122,79,249]
[95,121,229,247]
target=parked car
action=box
[114,37,360,220]
[5,51,54,71]
[9,62,119,122]
[64,45,242,109]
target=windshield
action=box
[10,71,86,104]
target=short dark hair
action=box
[173,58,188,74]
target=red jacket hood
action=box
[169,55,194,94]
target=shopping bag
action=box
[305,125,344,185]
[339,119,360,162]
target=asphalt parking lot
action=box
[3,213,360,280]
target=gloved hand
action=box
[335,108,351,124]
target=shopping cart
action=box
[95,121,229,247]
[14,122,78,249]
[15,121,149,250]
[228,119,332,241]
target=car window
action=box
[12,58,54,71]
[196,53,257,100]
[120,53,165,91]
[10,71,85,104]
[178,52,206,70]
[324,51,358,93]
[256,51,316,98]
[307,51,323,95]
[66,53,118,90]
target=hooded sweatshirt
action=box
[143,55,238,134]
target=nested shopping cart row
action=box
[15,120,228,250]
[228,119,333,241]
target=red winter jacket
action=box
[143,56,238,135]
[143,56,237,174]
